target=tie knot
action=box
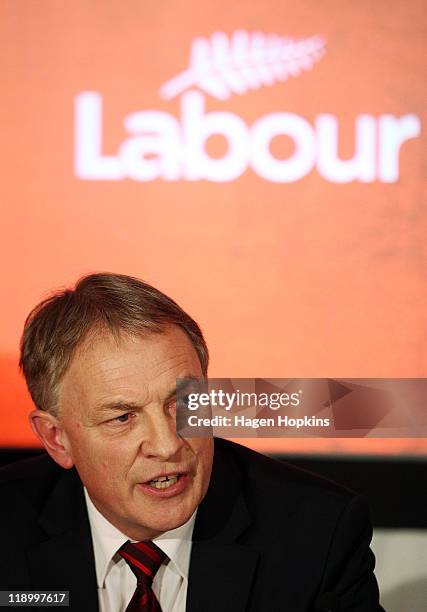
[118,540,166,586]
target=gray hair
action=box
[19,273,209,415]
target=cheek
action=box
[69,433,125,479]
[73,444,128,502]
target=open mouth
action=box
[148,474,180,490]
[138,471,190,497]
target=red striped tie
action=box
[118,540,166,612]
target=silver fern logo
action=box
[160,31,326,100]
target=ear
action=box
[29,409,74,469]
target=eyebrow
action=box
[94,400,143,414]
[94,376,203,413]
[175,376,204,394]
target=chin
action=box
[153,513,191,532]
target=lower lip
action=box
[137,474,190,498]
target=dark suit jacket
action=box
[0,438,384,611]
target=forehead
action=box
[59,325,202,407]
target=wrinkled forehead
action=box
[58,325,203,410]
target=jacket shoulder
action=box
[0,453,64,510]
[0,453,59,480]
[214,438,355,509]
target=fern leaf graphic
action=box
[160,30,326,100]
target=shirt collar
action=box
[84,488,196,588]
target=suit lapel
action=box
[27,468,98,612]
[186,440,259,612]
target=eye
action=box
[176,394,191,408]
[112,412,136,424]
[116,413,130,423]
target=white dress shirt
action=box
[84,489,195,612]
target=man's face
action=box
[57,325,213,540]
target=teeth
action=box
[149,475,179,489]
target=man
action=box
[0,273,384,611]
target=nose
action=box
[141,405,186,461]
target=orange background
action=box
[1,1,426,455]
